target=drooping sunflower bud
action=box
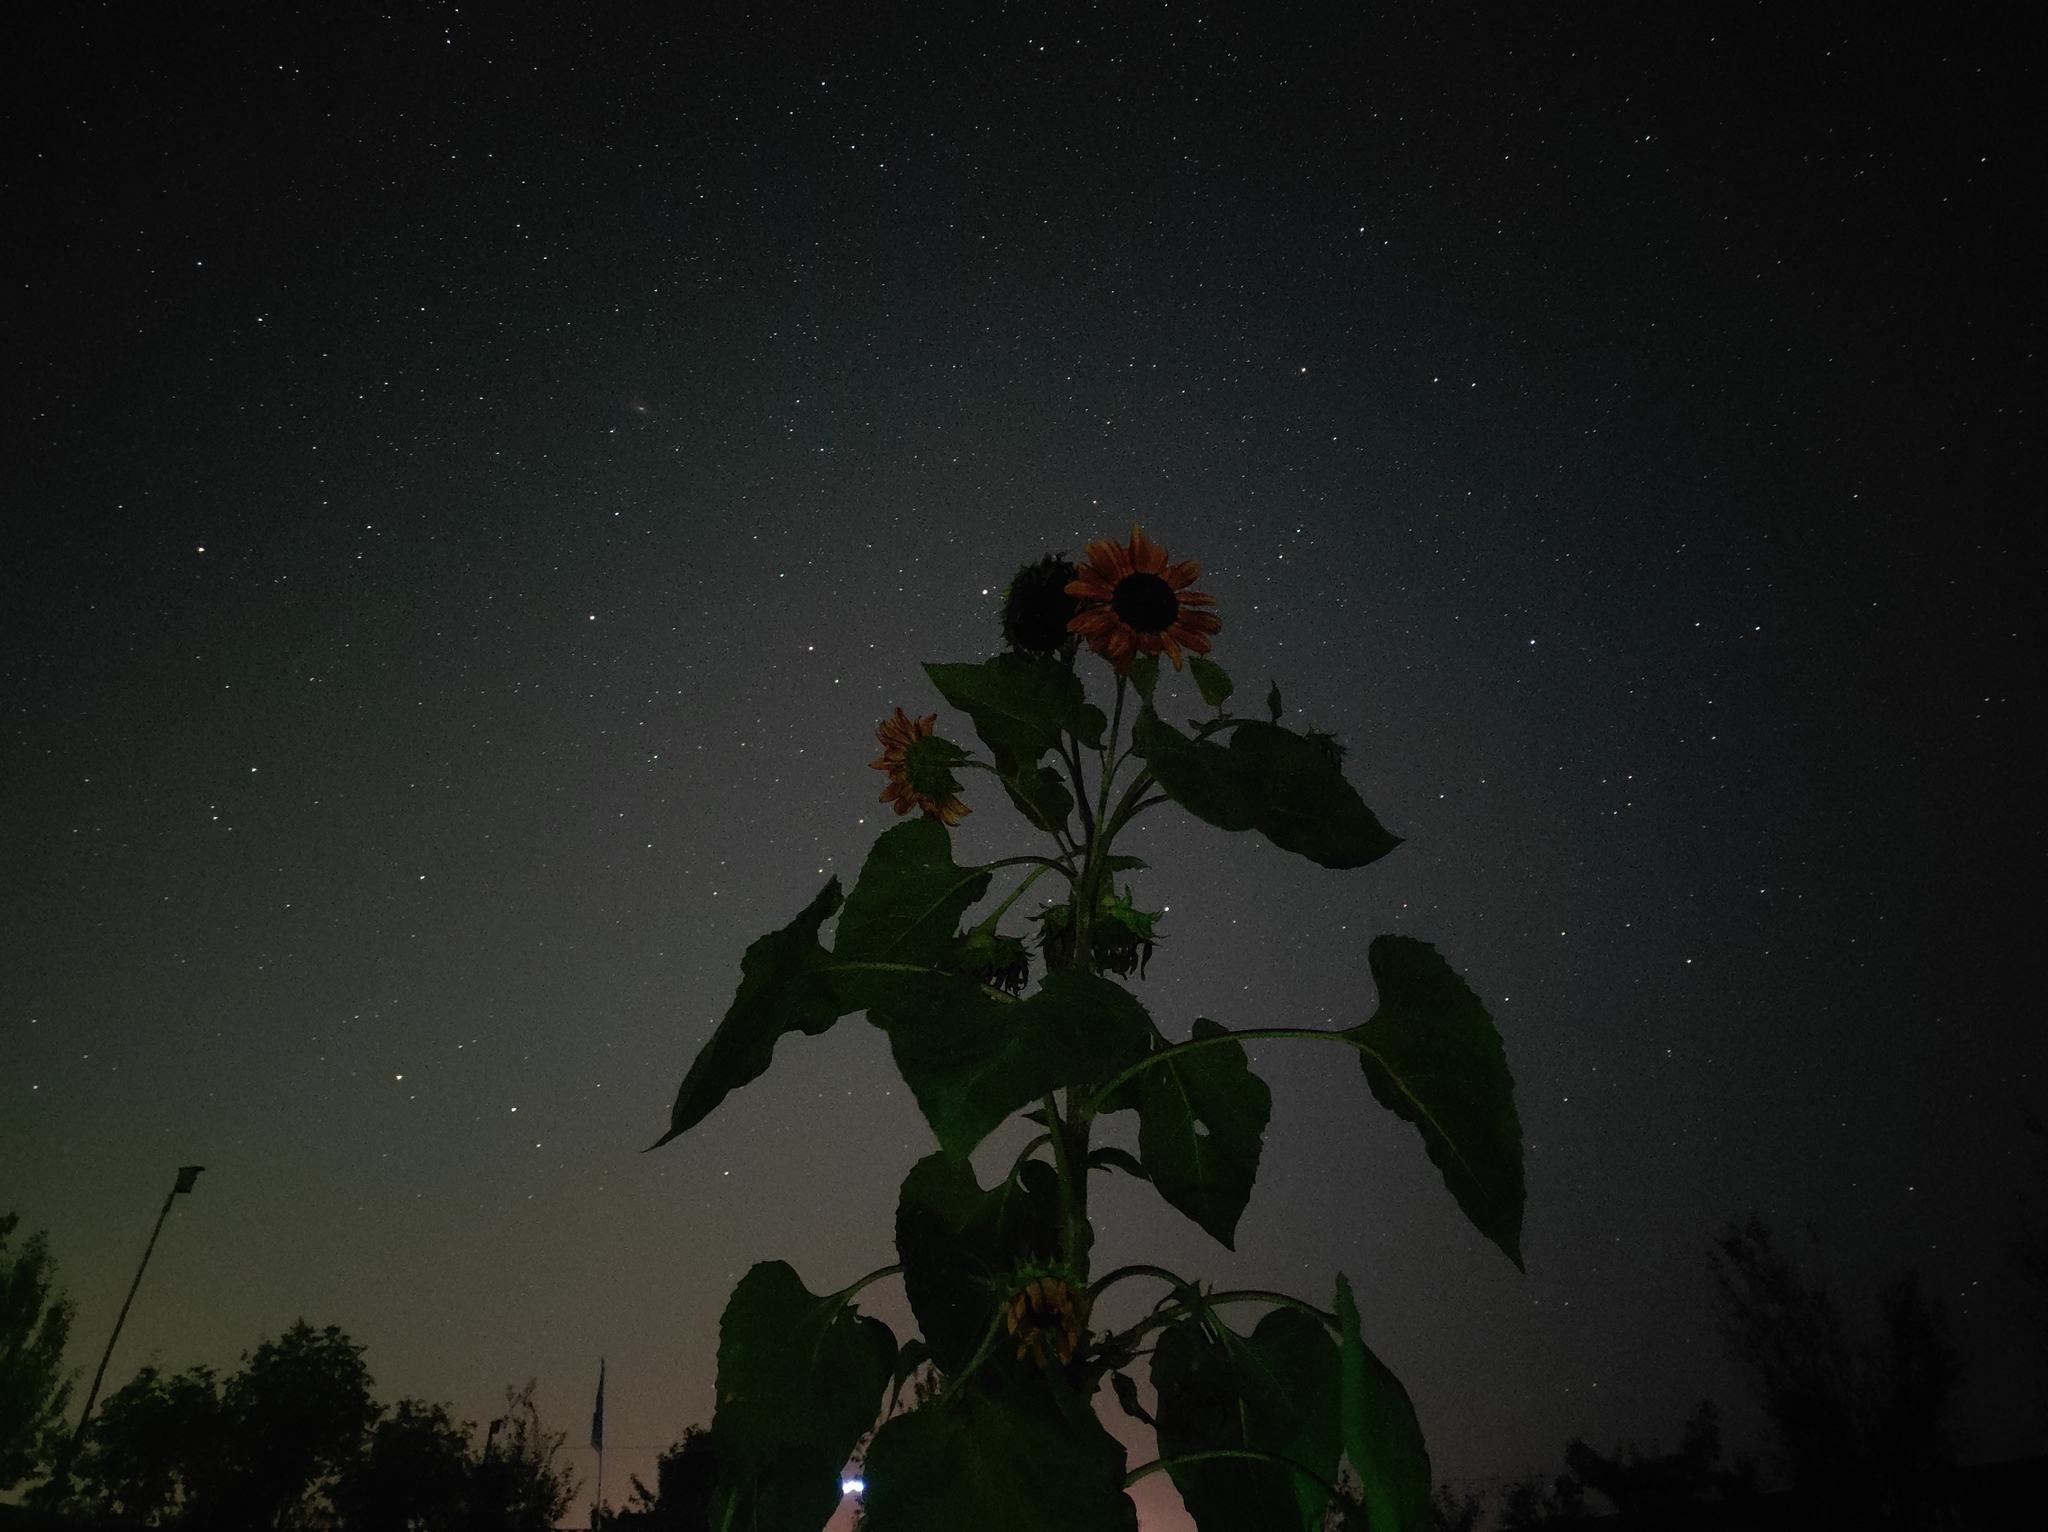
[1001,553,1082,654]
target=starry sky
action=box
[3,5,2036,1525]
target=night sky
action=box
[4,5,2036,1525]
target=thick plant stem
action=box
[1094,675,1128,842]
[1101,1289,1342,1352]
[1088,1264,1191,1299]
[975,863,1055,934]
[835,1264,905,1303]
[1073,678,1128,975]
[1044,1093,1093,1273]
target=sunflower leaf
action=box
[1152,1308,1341,1532]
[1087,1145,1149,1180]
[1131,1019,1272,1248]
[1335,1273,1433,1532]
[1127,653,1160,702]
[1001,759,1074,835]
[1189,656,1234,707]
[1131,711,1402,870]
[708,1261,897,1532]
[1110,1371,1155,1427]
[656,880,847,1148]
[836,819,992,967]
[926,654,1106,768]
[658,835,1002,1148]
[894,1153,1065,1373]
[861,1371,1138,1532]
[870,969,1155,1158]
[1346,936,1525,1269]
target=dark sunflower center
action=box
[1111,571,1179,633]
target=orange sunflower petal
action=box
[1163,559,1203,589]
[1129,526,1168,575]
[1085,538,1134,582]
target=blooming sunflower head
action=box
[1000,553,1082,655]
[1066,526,1220,672]
[1005,1275,1091,1369]
[869,709,971,826]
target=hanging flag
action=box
[590,1359,606,1453]
[173,1166,204,1195]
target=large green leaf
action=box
[656,881,847,1148]
[1334,1274,1432,1532]
[861,1374,1137,1532]
[925,653,1107,768]
[1151,1308,1340,1532]
[835,819,991,966]
[709,1261,896,1532]
[1129,1020,1271,1249]
[871,969,1154,1158]
[1189,655,1234,706]
[658,824,1009,1149]
[894,1153,1068,1373]
[1132,711,1401,870]
[999,759,1075,836]
[1347,935,1525,1269]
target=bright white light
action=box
[841,1478,864,1496]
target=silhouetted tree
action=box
[467,1382,577,1532]
[209,1321,382,1529]
[1425,1483,1485,1532]
[0,1212,75,1492]
[1865,1271,1966,1519]
[48,1322,575,1532]
[611,1427,716,1532]
[332,1399,474,1532]
[1563,1402,1757,1528]
[2012,1103,2048,1427]
[55,1364,222,1525]
[1711,1217,1963,1527]
[1496,1468,1587,1527]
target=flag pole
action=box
[64,1166,205,1463]
[590,1357,607,1531]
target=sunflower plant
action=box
[656,530,1524,1532]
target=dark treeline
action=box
[598,1432,715,1532]
[0,1284,578,1532]
[1441,1218,2007,1531]
[6,1210,2042,1531]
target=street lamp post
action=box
[62,1165,205,1463]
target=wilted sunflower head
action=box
[1001,553,1081,654]
[870,709,971,826]
[1005,1275,1091,1369]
